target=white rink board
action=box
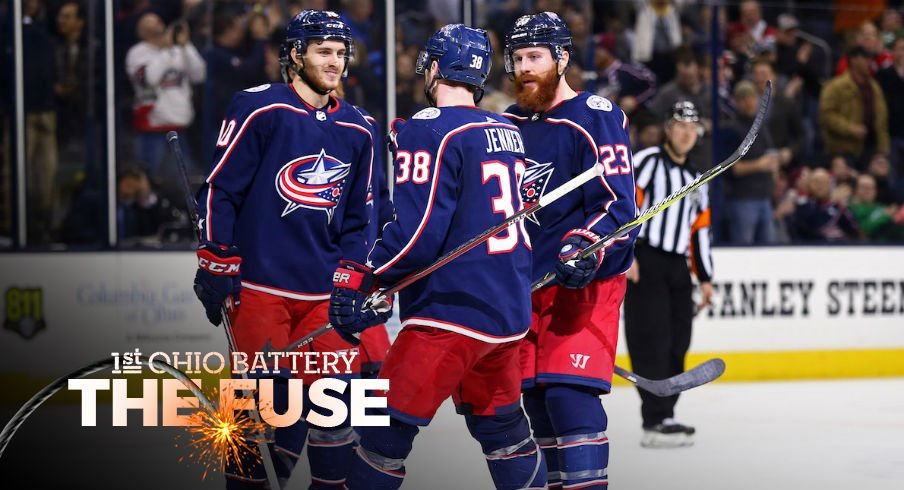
[1,247,903,375]
[0,252,223,376]
[684,247,904,353]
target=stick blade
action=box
[661,358,726,396]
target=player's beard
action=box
[299,60,340,96]
[514,69,559,113]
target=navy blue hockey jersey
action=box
[198,83,373,299]
[368,106,532,343]
[504,93,639,283]
[355,108,395,247]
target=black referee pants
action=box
[624,242,694,428]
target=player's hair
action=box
[284,10,354,94]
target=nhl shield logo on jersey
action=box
[520,158,555,224]
[275,149,350,220]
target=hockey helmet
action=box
[284,10,354,76]
[504,12,573,74]
[667,100,704,137]
[415,24,493,90]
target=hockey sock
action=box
[307,427,357,488]
[465,409,547,490]
[523,387,561,489]
[546,385,609,489]
[345,418,419,490]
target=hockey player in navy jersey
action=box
[194,10,377,489]
[328,25,546,490]
[503,12,639,489]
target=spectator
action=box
[774,13,821,99]
[876,36,904,167]
[751,59,806,168]
[820,46,890,167]
[202,9,268,165]
[631,109,663,151]
[340,0,375,51]
[649,46,712,168]
[866,152,904,204]
[729,0,776,54]
[125,12,205,183]
[590,33,657,116]
[835,21,893,75]
[54,0,94,164]
[23,0,59,244]
[116,167,186,245]
[723,81,778,245]
[828,154,859,188]
[631,0,684,85]
[880,8,904,49]
[849,173,904,241]
[790,168,860,241]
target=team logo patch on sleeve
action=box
[520,159,555,225]
[275,149,350,220]
[412,107,441,120]
[586,95,613,112]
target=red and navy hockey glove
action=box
[193,240,242,326]
[329,261,393,346]
[555,229,604,289]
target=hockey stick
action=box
[269,160,607,354]
[0,357,212,460]
[615,358,726,397]
[532,80,773,292]
[167,132,282,490]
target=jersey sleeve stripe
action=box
[207,103,309,183]
[374,121,517,275]
[502,112,528,121]
[205,184,215,241]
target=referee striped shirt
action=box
[633,146,714,282]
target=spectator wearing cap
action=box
[589,32,656,116]
[723,80,778,245]
[820,46,890,166]
[876,36,904,167]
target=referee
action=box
[624,101,714,448]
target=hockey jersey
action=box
[197,83,373,300]
[355,108,395,247]
[503,92,639,283]
[368,106,533,343]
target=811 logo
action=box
[4,287,46,340]
[275,149,350,221]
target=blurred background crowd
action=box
[2,0,904,249]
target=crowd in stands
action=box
[3,0,904,248]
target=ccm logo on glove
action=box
[197,250,241,275]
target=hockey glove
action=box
[329,261,393,346]
[193,240,242,326]
[555,229,604,289]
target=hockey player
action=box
[276,47,393,379]
[503,12,639,489]
[193,10,374,489]
[625,101,713,448]
[328,25,546,490]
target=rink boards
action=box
[0,247,902,392]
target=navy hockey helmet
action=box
[416,24,493,90]
[284,10,354,76]
[504,12,573,74]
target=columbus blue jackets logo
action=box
[275,149,350,220]
[520,158,555,224]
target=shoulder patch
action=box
[586,95,612,112]
[412,107,441,120]
[244,84,271,93]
